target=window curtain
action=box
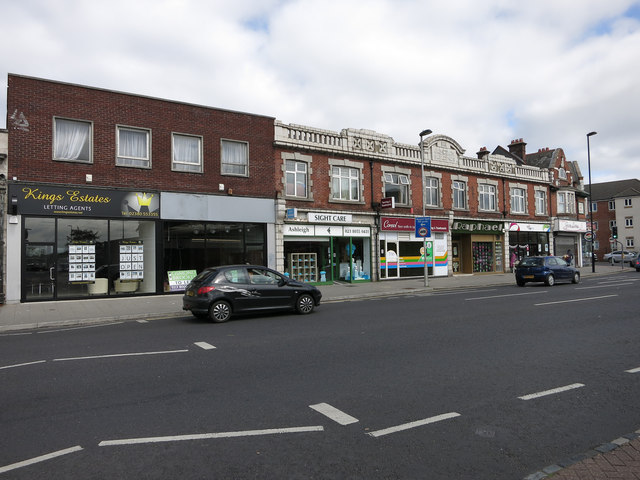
[55,119,90,161]
[118,129,148,167]
[222,141,247,175]
[174,135,201,171]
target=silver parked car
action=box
[603,250,638,265]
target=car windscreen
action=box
[519,258,543,267]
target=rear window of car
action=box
[192,269,219,283]
[520,258,543,267]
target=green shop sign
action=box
[451,220,504,233]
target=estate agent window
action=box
[53,117,92,163]
[221,139,249,176]
[172,133,202,173]
[117,126,151,168]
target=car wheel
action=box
[209,300,232,323]
[545,274,555,286]
[516,279,525,287]
[572,272,580,284]
[296,293,315,314]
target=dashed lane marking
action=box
[534,295,617,306]
[367,412,461,438]
[52,349,189,362]
[98,426,324,446]
[465,291,547,301]
[309,403,359,425]
[0,445,83,474]
[194,342,216,350]
[0,360,46,370]
[625,367,640,374]
[518,383,585,401]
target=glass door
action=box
[380,238,400,279]
[24,243,56,301]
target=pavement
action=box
[1,262,638,478]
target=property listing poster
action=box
[120,241,144,281]
[68,244,96,283]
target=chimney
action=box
[476,146,490,159]
[508,138,526,161]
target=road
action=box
[1,272,639,479]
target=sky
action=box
[2,0,640,183]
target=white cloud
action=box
[2,0,640,182]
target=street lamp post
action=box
[587,131,597,273]
[420,129,432,287]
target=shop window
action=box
[286,160,308,198]
[221,139,248,176]
[472,241,494,273]
[384,173,410,206]
[117,126,150,168]
[172,133,202,173]
[478,184,496,211]
[331,166,360,202]
[53,117,92,163]
[453,181,467,209]
[425,177,440,207]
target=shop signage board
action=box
[382,216,449,233]
[451,220,503,233]
[315,225,344,236]
[9,184,160,218]
[380,197,395,209]
[284,224,370,237]
[308,212,353,223]
[167,270,197,292]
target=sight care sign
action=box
[9,184,160,218]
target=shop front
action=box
[283,212,372,284]
[554,219,587,266]
[507,222,551,269]
[379,216,449,279]
[7,183,160,302]
[451,219,505,274]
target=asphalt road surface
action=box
[2,272,639,479]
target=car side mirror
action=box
[278,277,288,287]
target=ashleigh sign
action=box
[9,184,160,219]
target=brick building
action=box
[5,74,277,303]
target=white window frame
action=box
[510,187,526,214]
[172,133,202,173]
[331,165,360,202]
[625,198,632,207]
[53,117,93,163]
[591,202,598,212]
[452,180,467,210]
[425,177,440,207]
[609,200,616,210]
[625,217,633,227]
[535,189,547,215]
[383,172,410,206]
[285,159,309,198]
[626,237,635,248]
[221,139,249,176]
[557,191,576,214]
[116,125,151,168]
[478,183,496,211]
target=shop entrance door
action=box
[24,243,56,301]
[452,241,461,273]
[381,239,400,278]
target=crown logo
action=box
[136,193,154,207]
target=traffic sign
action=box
[584,232,593,241]
[415,216,431,238]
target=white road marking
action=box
[466,291,547,300]
[367,412,461,438]
[136,319,149,323]
[0,445,83,474]
[625,367,640,374]
[194,342,216,350]
[534,295,617,306]
[99,426,324,446]
[52,349,189,362]
[518,383,585,401]
[0,360,46,371]
[309,403,359,425]
[37,322,123,334]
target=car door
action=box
[214,267,255,312]
[246,267,294,309]
[551,256,571,280]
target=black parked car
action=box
[514,256,580,286]
[183,265,322,322]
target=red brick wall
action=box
[7,75,277,197]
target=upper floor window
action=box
[117,126,150,168]
[286,160,308,198]
[609,200,616,210]
[591,202,598,212]
[625,217,633,227]
[384,173,410,206]
[625,198,632,207]
[535,190,547,215]
[53,118,92,163]
[557,191,576,214]
[511,187,526,214]
[425,177,440,207]
[221,139,248,176]
[331,166,360,201]
[626,237,635,248]
[172,133,202,173]
[452,181,467,209]
[478,184,496,211]
[558,168,567,180]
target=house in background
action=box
[589,179,640,261]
